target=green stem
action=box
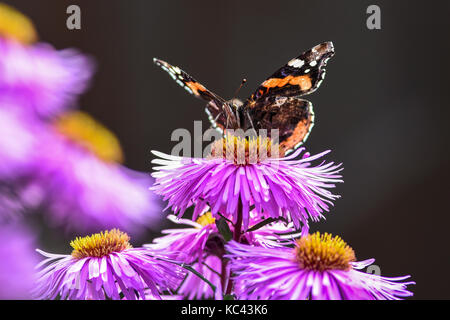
[220,258,228,290]
[247,217,276,232]
[181,264,217,294]
[225,199,243,295]
[201,261,221,277]
[233,200,243,242]
[217,211,234,224]
[162,259,217,294]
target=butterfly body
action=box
[154,41,334,155]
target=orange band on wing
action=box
[279,117,311,155]
[288,75,312,90]
[262,75,312,91]
[186,81,207,96]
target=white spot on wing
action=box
[288,58,304,68]
[172,66,181,74]
[274,96,288,106]
[183,86,193,94]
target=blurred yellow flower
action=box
[0,3,37,44]
[54,111,124,163]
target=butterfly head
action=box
[227,98,243,110]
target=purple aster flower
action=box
[244,211,304,248]
[0,223,39,299]
[147,210,301,299]
[178,255,224,300]
[34,229,186,300]
[226,232,415,300]
[150,213,219,264]
[151,134,342,231]
[148,212,225,299]
[149,211,297,260]
[0,36,94,119]
[24,113,161,233]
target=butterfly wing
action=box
[246,42,335,105]
[153,58,233,131]
[242,42,334,153]
[244,96,314,155]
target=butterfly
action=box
[154,41,334,155]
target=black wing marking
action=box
[243,97,314,155]
[154,58,237,130]
[246,42,335,106]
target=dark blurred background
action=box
[6,0,450,299]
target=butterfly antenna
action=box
[232,78,247,102]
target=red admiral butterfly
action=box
[154,41,334,155]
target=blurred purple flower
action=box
[34,229,185,300]
[0,189,27,222]
[0,36,94,119]
[0,106,37,179]
[0,105,40,222]
[226,233,415,300]
[0,107,161,232]
[151,135,343,231]
[26,127,161,233]
[0,223,39,299]
[0,34,160,232]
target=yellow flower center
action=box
[196,211,216,227]
[70,229,132,259]
[209,133,280,165]
[54,111,124,163]
[0,3,37,44]
[294,232,356,271]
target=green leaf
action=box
[215,218,233,242]
[223,294,235,300]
